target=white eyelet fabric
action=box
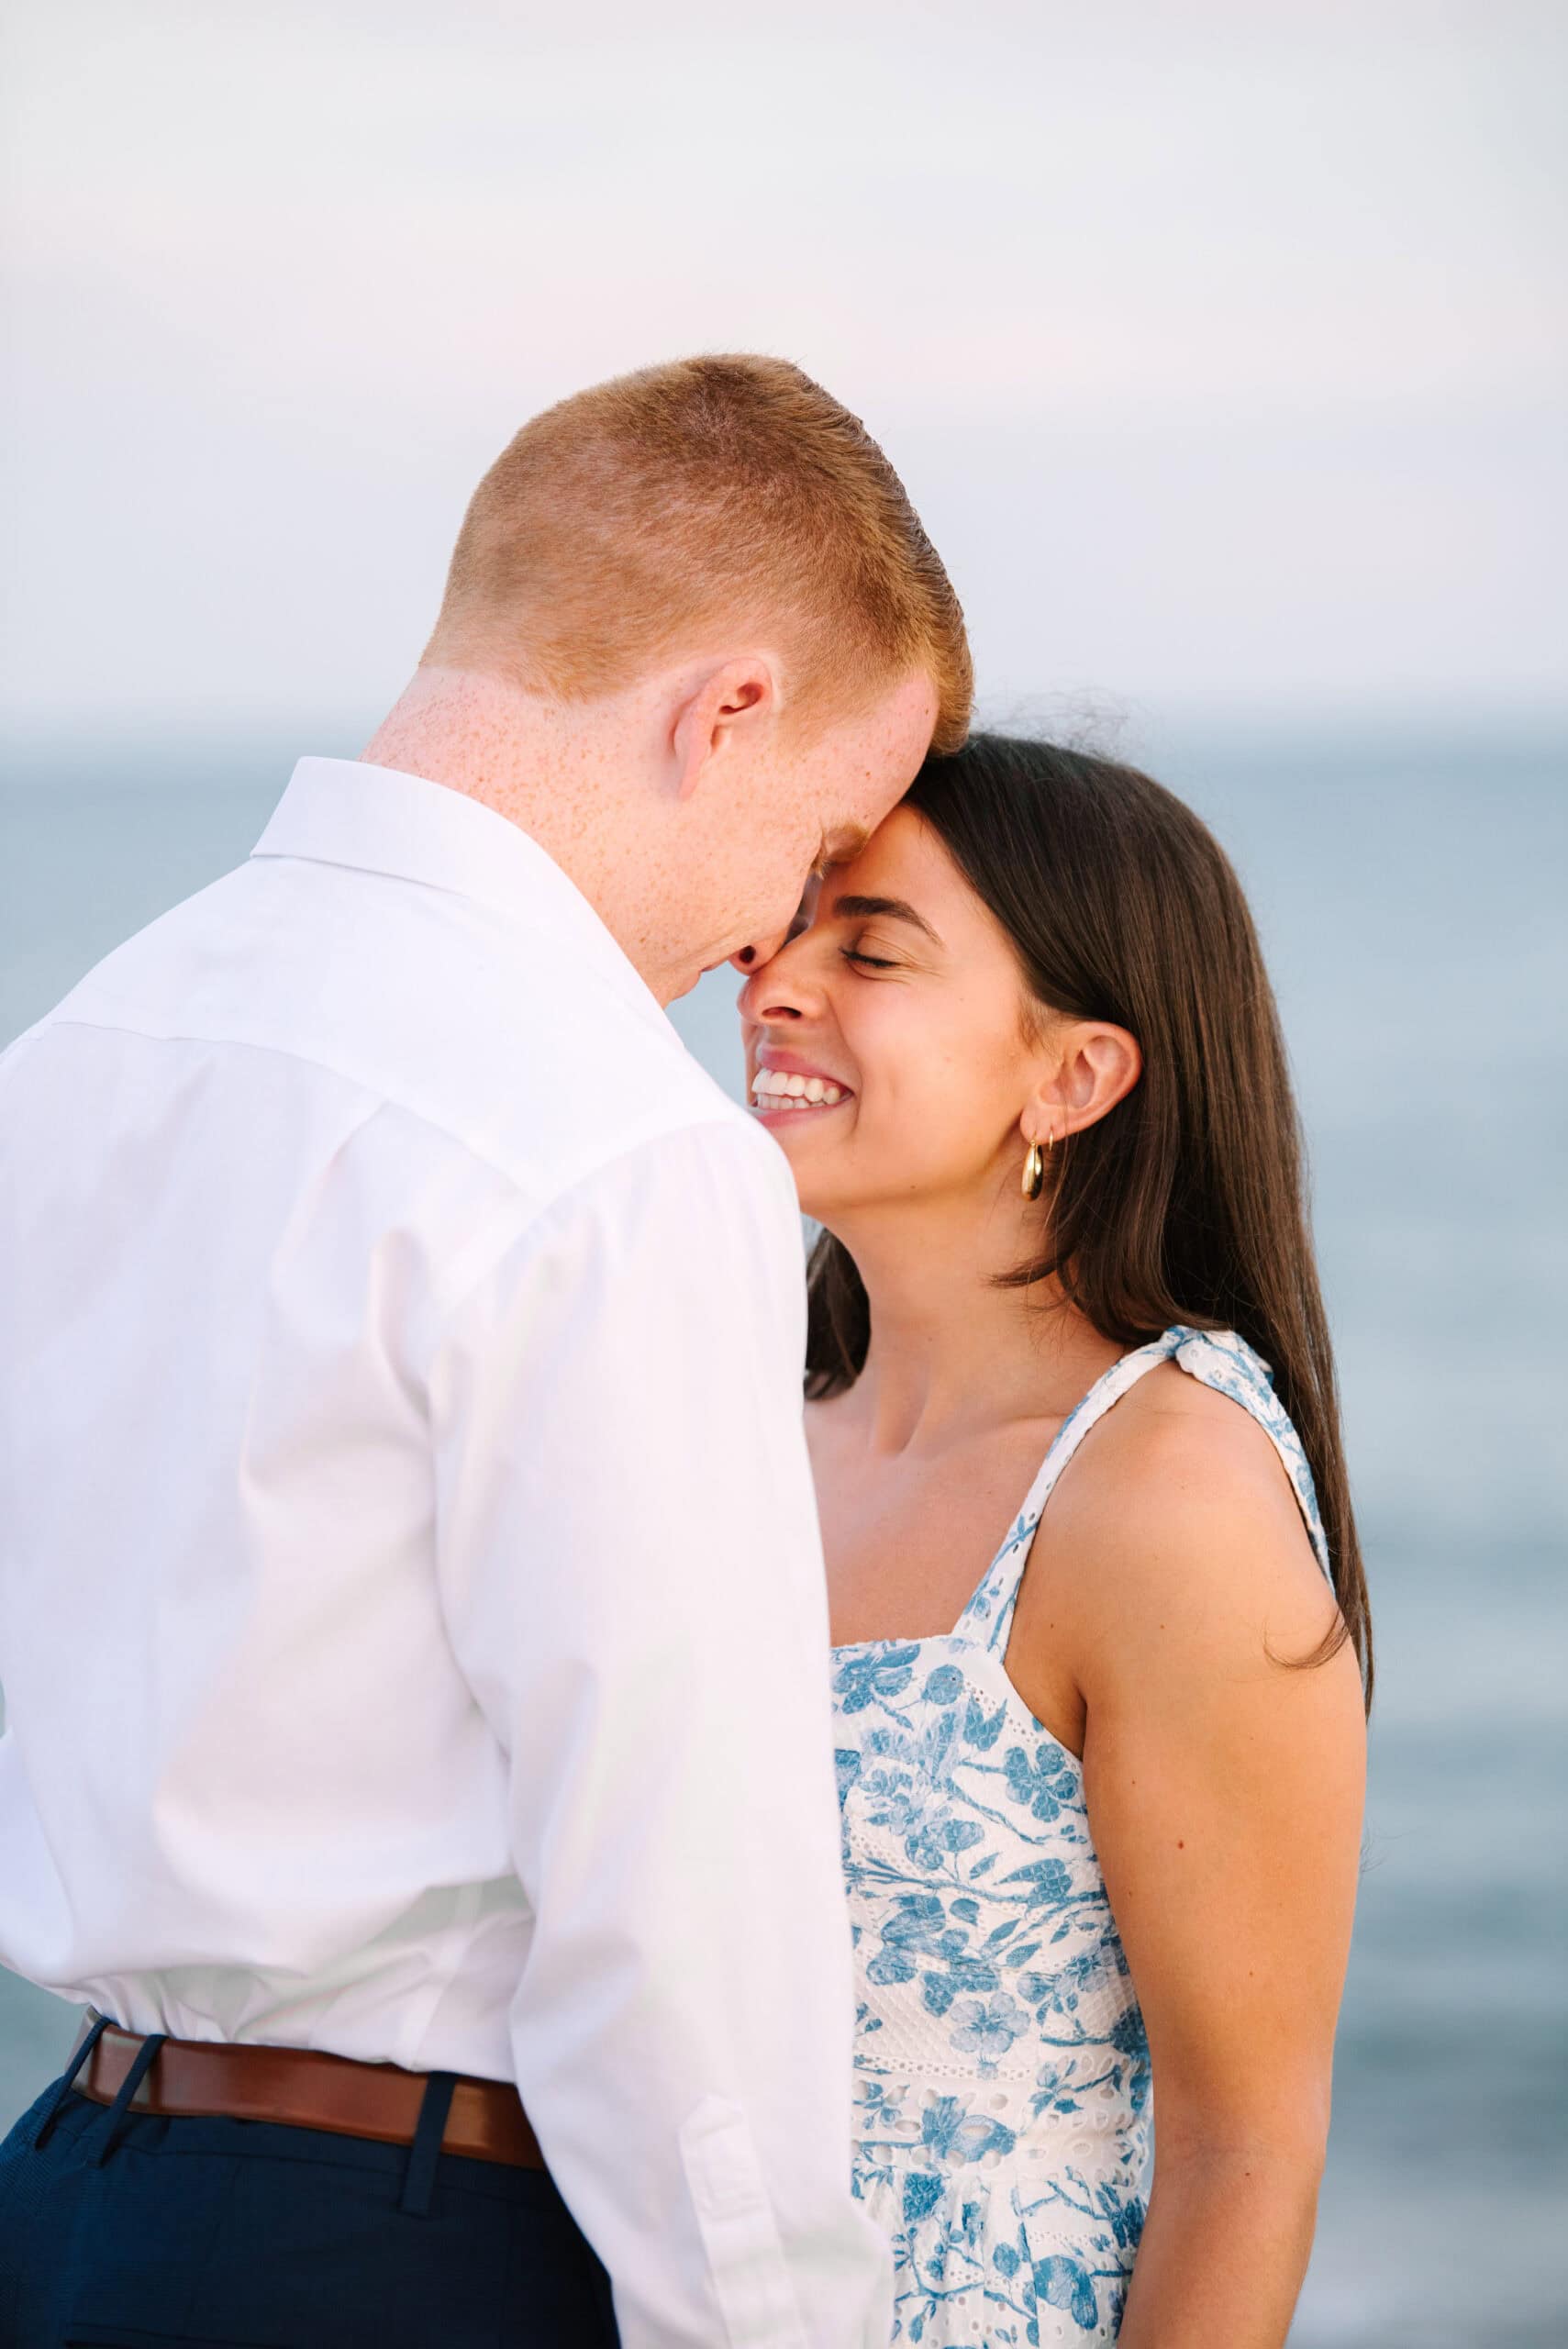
[831,1327,1329,2343]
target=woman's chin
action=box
[751,1110,839,1210]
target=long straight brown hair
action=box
[805,734,1372,1704]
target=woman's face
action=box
[738,806,1051,1230]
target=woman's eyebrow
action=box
[829,892,943,947]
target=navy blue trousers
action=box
[0,2074,619,2348]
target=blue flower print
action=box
[1110,2009,1149,2060]
[835,1642,920,1714]
[950,1990,1029,2063]
[903,2170,945,2227]
[1004,1742,1077,1822]
[1106,2188,1147,2250]
[1002,1857,1073,1905]
[921,2095,1017,2164]
[869,1778,985,1872]
[919,1952,998,2019]
[832,1326,1320,2343]
[865,1776,937,1855]
[1033,2254,1100,2332]
[1018,1951,1098,2015]
[963,1694,1007,1749]
[879,1894,951,1955]
[866,1946,917,1987]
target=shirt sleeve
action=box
[428,1117,893,2349]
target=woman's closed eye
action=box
[840,944,901,973]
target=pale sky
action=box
[2,0,1562,736]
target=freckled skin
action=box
[363,659,939,1005]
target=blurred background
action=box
[2,4,1563,2342]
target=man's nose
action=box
[728,925,792,975]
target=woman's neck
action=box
[825,1199,1124,1457]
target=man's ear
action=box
[670,657,778,803]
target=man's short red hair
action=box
[424,355,971,752]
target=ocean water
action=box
[1,723,1564,2345]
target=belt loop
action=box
[32,2012,113,2150]
[95,2032,168,2166]
[399,2070,456,2217]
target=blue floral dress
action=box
[831,1326,1330,2345]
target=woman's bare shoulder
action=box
[1038,1359,1341,1673]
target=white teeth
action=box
[750,1069,850,1109]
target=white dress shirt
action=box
[0,758,892,2348]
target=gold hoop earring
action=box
[1022,1135,1049,1202]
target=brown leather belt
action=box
[77,2021,545,2169]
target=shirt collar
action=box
[253,757,661,1016]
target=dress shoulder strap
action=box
[958,1325,1331,1655]
[1162,1326,1332,1580]
[960,1330,1186,1651]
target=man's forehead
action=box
[829,669,939,797]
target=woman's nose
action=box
[737,930,820,1024]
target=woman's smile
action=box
[748,1048,855,1123]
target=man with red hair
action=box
[0,356,969,2347]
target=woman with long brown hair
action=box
[739,735,1368,2347]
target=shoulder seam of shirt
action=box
[33,1013,762,1212]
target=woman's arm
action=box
[1029,1385,1365,2348]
